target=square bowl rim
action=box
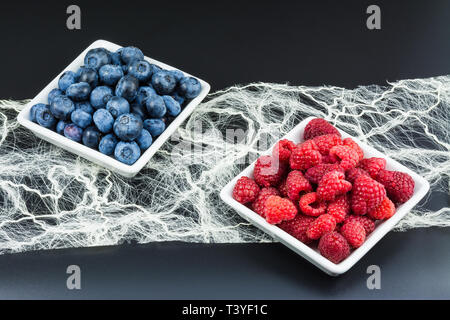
[220,116,430,275]
[17,39,211,177]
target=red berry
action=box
[346,167,369,183]
[299,192,327,217]
[343,137,364,161]
[345,215,376,235]
[264,196,298,224]
[329,145,360,170]
[318,231,350,263]
[289,140,322,171]
[286,170,313,201]
[232,176,260,204]
[306,214,336,240]
[359,157,386,179]
[327,194,350,223]
[278,179,288,197]
[341,220,366,248]
[305,163,345,184]
[253,155,287,187]
[272,139,296,162]
[303,118,341,140]
[279,214,315,244]
[252,187,280,217]
[376,169,415,204]
[367,197,396,220]
[316,170,352,201]
[313,134,342,155]
[351,175,386,215]
[322,154,339,164]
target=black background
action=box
[0,0,449,299]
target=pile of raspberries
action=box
[232,118,415,264]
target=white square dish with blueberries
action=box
[17,39,210,177]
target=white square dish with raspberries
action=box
[220,116,430,276]
[17,39,210,177]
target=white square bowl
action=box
[220,116,430,276]
[17,39,210,177]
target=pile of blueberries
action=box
[30,46,202,165]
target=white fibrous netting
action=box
[0,76,449,254]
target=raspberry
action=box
[346,167,369,183]
[345,215,376,235]
[318,231,350,263]
[272,139,296,162]
[279,214,315,244]
[278,179,288,197]
[351,175,386,215]
[342,137,364,161]
[313,134,342,155]
[303,118,341,140]
[264,196,298,224]
[305,163,345,184]
[329,145,360,170]
[253,155,287,187]
[358,157,386,179]
[252,187,280,217]
[299,192,327,217]
[322,154,338,164]
[316,170,352,201]
[286,170,313,201]
[367,197,396,220]
[232,176,260,204]
[289,140,322,171]
[327,194,350,223]
[341,220,366,248]
[306,214,336,240]
[376,169,415,204]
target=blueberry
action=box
[99,133,118,155]
[143,118,165,137]
[149,64,162,75]
[151,70,177,95]
[114,141,141,165]
[111,48,123,66]
[66,82,91,101]
[30,103,45,122]
[58,71,77,92]
[145,95,166,118]
[35,104,57,128]
[178,77,202,99]
[130,102,147,120]
[106,96,130,118]
[127,60,152,82]
[169,69,184,82]
[93,109,114,133]
[56,120,70,134]
[113,113,143,141]
[136,86,156,106]
[162,115,176,126]
[48,88,64,105]
[64,123,83,142]
[50,95,75,120]
[84,48,111,70]
[99,64,124,86]
[71,109,93,128]
[75,101,94,114]
[82,126,101,149]
[115,75,139,102]
[120,46,144,65]
[90,86,113,109]
[136,129,153,150]
[172,92,185,106]
[162,95,181,117]
[77,67,99,88]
